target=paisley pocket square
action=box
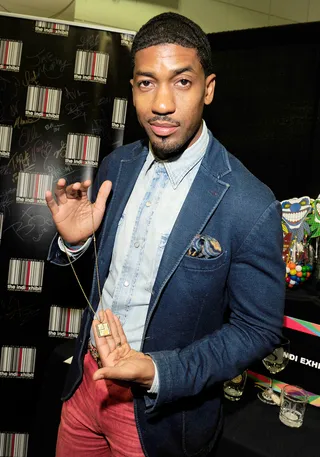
[187,234,222,259]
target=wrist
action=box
[64,238,89,247]
[144,355,156,389]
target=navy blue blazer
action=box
[48,131,285,457]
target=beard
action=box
[151,137,185,161]
[150,128,200,161]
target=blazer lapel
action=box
[96,145,148,287]
[148,169,230,313]
[146,134,232,322]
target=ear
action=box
[204,73,216,105]
[130,78,136,107]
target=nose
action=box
[152,83,175,115]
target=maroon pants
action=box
[55,352,145,457]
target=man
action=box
[46,12,285,457]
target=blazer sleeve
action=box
[146,200,285,413]
[47,155,110,266]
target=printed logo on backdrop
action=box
[74,50,109,84]
[0,125,12,158]
[112,98,128,130]
[25,86,62,120]
[120,33,134,49]
[0,346,36,378]
[48,306,84,338]
[35,20,69,37]
[65,133,100,167]
[0,432,29,457]
[284,351,320,370]
[7,258,44,292]
[0,39,23,72]
[16,172,53,205]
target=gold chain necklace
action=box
[62,206,111,338]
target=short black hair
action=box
[131,12,213,77]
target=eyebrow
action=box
[135,66,196,78]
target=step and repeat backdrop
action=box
[0,13,135,456]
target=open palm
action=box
[91,310,155,389]
[45,178,112,244]
[92,309,141,367]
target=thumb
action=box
[93,365,123,381]
[94,180,112,213]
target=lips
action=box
[149,123,178,137]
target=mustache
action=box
[148,116,180,126]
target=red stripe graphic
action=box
[66,309,71,334]
[82,136,88,164]
[34,173,40,202]
[25,260,31,290]
[53,23,56,33]
[43,88,49,117]
[17,347,23,376]
[11,434,15,456]
[3,40,9,68]
[91,52,97,80]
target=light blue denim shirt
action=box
[59,120,209,392]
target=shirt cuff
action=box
[58,236,92,257]
[147,357,159,394]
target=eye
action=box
[284,203,290,208]
[177,79,191,87]
[138,80,152,88]
[301,200,306,206]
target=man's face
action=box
[131,44,215,160]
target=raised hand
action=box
[92,309,155,390]
[45,178,112,245]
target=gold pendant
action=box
[96,322,111,338]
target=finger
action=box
[94,181,112,214]
[98,309,112,338]
[54,178,68,204]
[114,315,128,346]
[45,191,59,216]
[99,310,116,353]
[93,358,154,388]
[92,312,111,361]
[63,180,91,201]
[70,180,91,197]
[92,310,109,344]
[105,309,121,350]
[96,310,117,354]
[64,182,84,200]
[93,364,131,382]
[78,179,92,194]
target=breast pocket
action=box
[180,250,228,272]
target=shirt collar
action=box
[145,120,209,189]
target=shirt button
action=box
[134,241,140,248]
[146,201,151,207]
[124,280,129,287]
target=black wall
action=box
[204,21,320,201]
